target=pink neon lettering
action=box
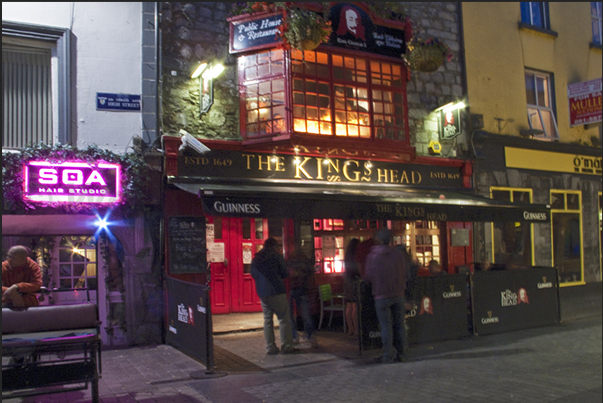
[39,169,58,184]
[63,169,84,185]
[84,170,107,186]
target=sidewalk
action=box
[4,281,601,403]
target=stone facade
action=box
[160,2,466,158]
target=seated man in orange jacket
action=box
[2,245,43,308]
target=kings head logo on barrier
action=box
[419,296,434,315]
[24,161,121,204]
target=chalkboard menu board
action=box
[168,216,207,274]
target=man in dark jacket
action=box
[251,237,296,355]
[364,229,408,363]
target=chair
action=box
[318,284,346,332]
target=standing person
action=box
[363,229,408,363]
[287,249,318,346]
[2,245,43,308]
[343,238,361,337]
[250,238,296,355]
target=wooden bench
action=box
[2,303,102,402]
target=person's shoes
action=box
[293,335,300,345]
[281,347,299,354]
[267,348,280,355]
[396,354,407,363]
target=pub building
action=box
[162,3,551,320]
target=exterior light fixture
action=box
[191,61,225,115]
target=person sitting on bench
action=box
[2,245,42,308]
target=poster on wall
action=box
[567,78,602,127]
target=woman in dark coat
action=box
[343,238,361,336]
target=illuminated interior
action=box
[312,219,440,274]
[240,48,407,141]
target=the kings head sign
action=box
[24,161,121,204]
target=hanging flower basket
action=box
[404,37,453,73]
[280,8,332,51]
[406,46,445,72]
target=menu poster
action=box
[169,216,207,274]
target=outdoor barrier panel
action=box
[471,267,560,336]
[166,277,213,366]
[359,274,471,351]
[406,274,471,344]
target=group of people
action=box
[249,237,316,355]
[251,229,420,364]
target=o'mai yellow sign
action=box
[505,147,602,176]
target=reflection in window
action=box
[490,188,533,268]
[551,190,583,284]
[520,2,550,29]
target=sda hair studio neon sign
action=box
[24,161,121,204]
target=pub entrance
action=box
[207,216,283,314]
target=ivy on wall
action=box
[2,143,153,217]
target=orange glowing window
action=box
[240,48,407,142]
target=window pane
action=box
[536,76,548,107]
[525,73,536,105]
[531,2,543,27]
[553,213,582,283]
[539,109,557,138]
[567,193,580,210]
[492,190,511,201]
[527,108,544,131]
[551,192,565,209]
[520,2,531,24]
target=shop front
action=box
[2,151,161,347]
[163,137,551,315]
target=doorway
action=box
[207,216,283,314]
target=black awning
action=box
[170,181,550,223]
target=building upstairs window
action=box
[239,47,408,145]
[593,2,603,45]
[525,70,559,140]
[520,2,550,30]
[2,22,71,149]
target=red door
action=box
[209,217,266,314]
[208,216,232,314]
[232,218,265,312]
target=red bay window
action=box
[238,47,409,148]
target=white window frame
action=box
[2,21,71,148]
[525,70,559,140]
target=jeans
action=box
[374,296,406,362]
[289,288,316,340]
[260,293,294,353]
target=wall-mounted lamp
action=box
[191,61,225,115]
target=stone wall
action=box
[403,2,466,158]
[160,2,240,140]
[160,2,466,156]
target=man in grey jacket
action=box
[363,229,408,363]
[250,237,296,355]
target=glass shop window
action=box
[311,219,437,274]
[58,236,98,290]
[551,191,583,285]
[490,187,533,268]
[239,48,408,144]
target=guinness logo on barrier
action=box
[443,285,462,299]
[537,277,554,289]
[487,311,492,318]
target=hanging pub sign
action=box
[24,161,121,204]
[328,3,407,58]
[228,4,408,57]
[439,107,461,140]
[229,12,283,53]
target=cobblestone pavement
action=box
[4,315,601,403]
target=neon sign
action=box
[24,161,121,204]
